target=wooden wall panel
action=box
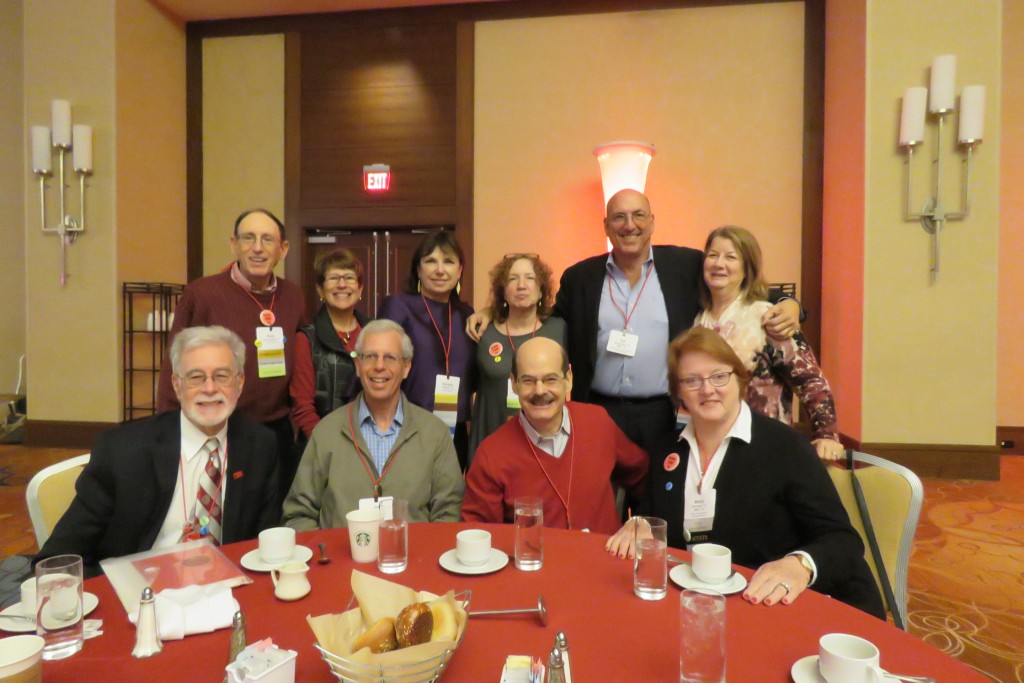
[300,24,457,215]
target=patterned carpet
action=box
[907,455,1024,683]
[0,445,1021,680]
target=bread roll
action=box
[352,617,398,653]
[395,602,433,648]
[428,598,458,641]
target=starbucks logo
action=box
[356,531,371,547]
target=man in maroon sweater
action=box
[462,337,648,534]
[157,209,306,503]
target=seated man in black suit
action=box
[36,325,280,576]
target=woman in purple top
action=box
[379,230,477,469]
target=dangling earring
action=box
[456,281,461,296]
[417,281,421,294]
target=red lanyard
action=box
[520,412,575,530]
[503,316,539,354]
[421,295,453,376]
[238,283,276,325]
[606,264,655,330]
[695,445,725,494]
[179,441,228,534]
[347,404,403,498]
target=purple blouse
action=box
[378,293,477,422]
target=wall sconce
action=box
[899,55,984,278]
[593,141,656,206]
[30,99,92,286]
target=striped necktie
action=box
[195,437,223,544]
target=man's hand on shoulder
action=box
[762,299,801,341]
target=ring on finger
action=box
[778,582,792,595]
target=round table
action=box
[42,523,985,682]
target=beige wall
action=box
[473,4,806,309]
[999,0,1024,426]
[0,0,26,394]
[201,35,286,275]
[22,0,186,423]
[860,0,1000,444]
[115,0,187,285]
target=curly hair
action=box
[487,254,554,323]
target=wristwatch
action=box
[790,552,814,580]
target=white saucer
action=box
[669,562,747,595]
[240,545,313,572]
[791,655,825,683]
[438,548,509,575]
[0,592,100,633]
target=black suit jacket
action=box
[37,411,280,576]
[553,245,704,401]
[644,412,885,619]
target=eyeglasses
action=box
[179,370,239,388]
[235,233,280,248]
[324,273,359,286]
[606,211,652,228]
[516,374,566,390]
[678,371,734,392]
[356,352,406,366]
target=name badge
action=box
[606,329,639,357]
[684,487,716,533]
[433,374,461,438]
[506,378,521,411]
[254,326,286,378]
[359,496,394,518]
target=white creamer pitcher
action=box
[269,561,310,601]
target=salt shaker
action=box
[546,647,565,683]
[555,632,573,683]
[132,587,163,658]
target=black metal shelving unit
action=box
[122,282,183,422]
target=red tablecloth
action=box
[41,523,984,682]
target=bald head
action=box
[604,189,655,262]
[605,188,651,217]
[512,337,569,379]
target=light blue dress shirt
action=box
[591,250,671,397]
[357,397,405,474]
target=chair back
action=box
[26,454,90,548]
[827,451,923,629]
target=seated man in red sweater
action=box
[462,337,648,534]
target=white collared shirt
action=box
[518,406,571,458]
[152,414,230,549]
[678,402,817,584]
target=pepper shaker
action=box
[547,647,565,683]
[223,610,248,683]
[132,587,163,658]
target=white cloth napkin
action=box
[128,584,238,640]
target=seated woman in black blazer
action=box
[605,327,884,618]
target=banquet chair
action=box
[827,451,923,630]
[26,453,90,548]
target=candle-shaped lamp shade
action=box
[958,85,985,144]
[73,125,93,171]
[51,99,72,147]
[929,55,956,113]
[593,141,656,206]
[31,126,52,173]
[899,87,928,145]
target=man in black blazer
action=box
[552,189,800,453]
[37,326,279,577]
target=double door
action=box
[301,228,444,320]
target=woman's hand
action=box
[813,438,845,462]
[761,299,801,340]
[742,555,811,607]
[604,517,651,560]
[465,310,492,342]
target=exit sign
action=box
[363,164,391,192]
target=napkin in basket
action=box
[307,570,468,673]
[128,583,238,640]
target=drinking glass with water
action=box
[35,554,84,660]
[633,516,668,600]
[377,498,409,574]
[514,497,544,571]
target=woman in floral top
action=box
[694,225,844,461]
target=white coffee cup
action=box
[0,634,45,681]
[818,633,883,683]
[455,529,492,566]
[346,508,381,563]
[691,543,732,584]
[20,578,36,619]
[258,527,296,566]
